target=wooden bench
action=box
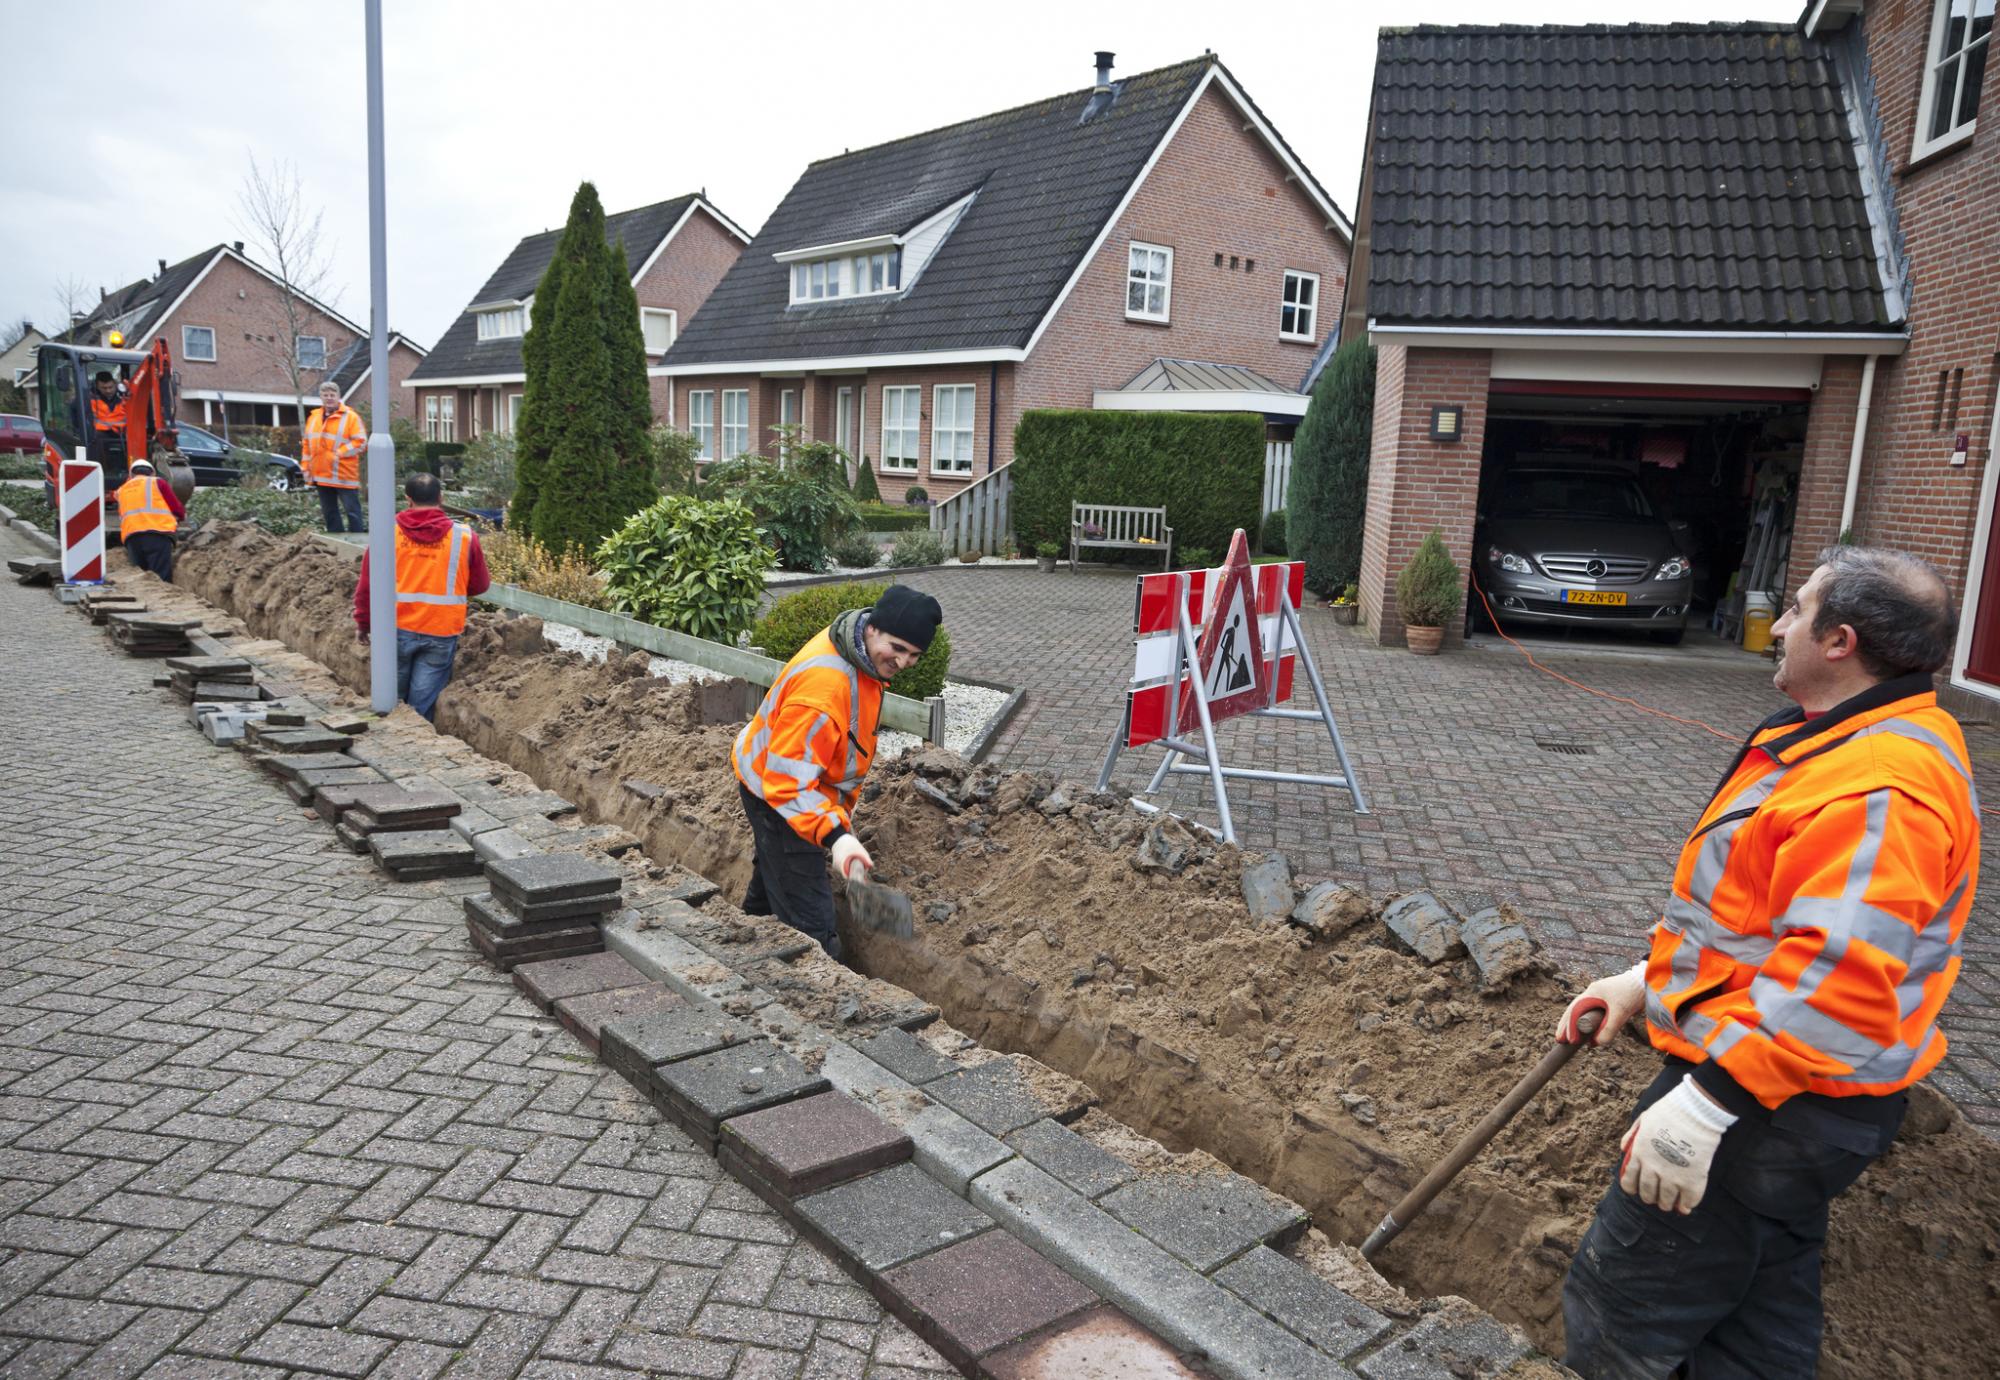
[1070,502,1173,573]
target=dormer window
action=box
[788,247,903,304]
[776,190,977,308]
[475,303,528,340]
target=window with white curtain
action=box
[1914,0,1994,157]
[721,389,749,458]
[181,325,216,362]
[789,249,902,305]
[296,335,327,369]
[689,390,715,460]
[1126,242,1172,322]
[1280,270,1319,341]
[930,384,974,474]
[476,306,526,340]
[881,386,921,471]
[641,308,677,353]
[424,394,456,443]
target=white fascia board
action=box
[146,247,367,347]
[1490,349,1826,391]
[630,197,752,283]
[390,333,428,356]
[404,372,527,387]
[466,298,527,313]
[178,388,321,405]
[652,347,1025,377]
[1804,0,1865,37]
[130,249,226,352]
[1207,66,1354,241]
[1093,387,1308,417]
[773,233,900,265]
[1367,322,1910,356]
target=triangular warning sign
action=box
[1178,529,1270,733]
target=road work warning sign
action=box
[1178,530,1271,732]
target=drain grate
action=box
[1534,739,1597,756]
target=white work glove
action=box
[1556,962,1648,1047]
[1618,1075,1737,1214]
[830,833,873,881]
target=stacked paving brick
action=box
[104,610,198,656]
[81,588,147,624]
[7,556,60,585]
[463,853,618,969]
[164,653,258,703]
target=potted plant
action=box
[1395,530,1462,655]
[1331,581,1359,626]
[1036,540,1059,574]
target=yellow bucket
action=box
[1741,594,1775,653]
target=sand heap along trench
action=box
[177,522,2000,1378]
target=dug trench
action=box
[174,523,2000,1379]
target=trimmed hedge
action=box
[857,502,929,532]
[753,581,952,702]
[1261,507,1288,557]
[1011,410,1262,558]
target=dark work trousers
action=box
[316,484,365,533]
[737,783,841,960]
[1563,1061,1904,1380]
[122,532,173,581]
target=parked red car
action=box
[0,413,42,455]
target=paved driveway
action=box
[854,566,2000,1132]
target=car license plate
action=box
[1561,590,1627,606]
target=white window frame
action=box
[689,390,715,460]
[438,394,455,443]
[180,324,217,362]
[721,389,749,458]
[788,249,902,306]
[930,384,975,475]
[836,386,855,461]
[505,393,523,434]
[640,307,677,354]
[476,306,526,341]
[1913,0,1994,160]
[1126,241,1173,323]
[1280,270,1320,342]
[296,334,328,370]
[881,386,922,472]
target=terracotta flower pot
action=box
[1406,624,1444,655]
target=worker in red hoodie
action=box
[353,473,490,721]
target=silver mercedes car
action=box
[1474,464,1694,644]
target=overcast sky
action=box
[2,0,1804,349]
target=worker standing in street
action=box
[1555,545,1978,1379]
[303,380,367,534]
[352,473,490,721]
[114,456,183,581]
[733,585,943,960]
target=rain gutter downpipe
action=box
[1838,354,1879,541]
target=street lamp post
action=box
[363,0,395,713]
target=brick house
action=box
[1342,10,1998,691]
[657,53,1350,512]
[36,243,420,432]
[407,194,747,444]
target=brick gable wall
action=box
[638,209,744,421]
[159,253,361,403]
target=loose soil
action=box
[175,524,2000,1379]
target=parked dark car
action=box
[1474,464,1694,644]
[172,422,306,491]
[0,413,42,455]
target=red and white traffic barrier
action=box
[58,453,105,585]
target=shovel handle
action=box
[1360,1009,1602,1261]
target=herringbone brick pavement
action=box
[0,569,951,1377]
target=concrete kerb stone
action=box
[1099,1171,1310,1274]
[820,1040,1014,1194]
[1239,852,1297,926]
[854,1027,960,1085]
[602,910,759,1007]
[1380,893,1467,966]
[1213,1247,1392,1363]
[1354,1307,1529,1380]
[1004,1120,1138,1201]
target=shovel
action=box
[843,865,915,939]
[1359,1008,1601,1260]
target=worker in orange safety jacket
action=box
[113,456,184,581]
[733,584,943,960]
[352,473,491,721]
[303,380,368,534]
[89,371,129,471]
[1554,544,1978,1379]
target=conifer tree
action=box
[1290,339,1376,595]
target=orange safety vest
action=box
[1645,681,1979,1108]
[394,521,474,637]
[734,623,883,845]
[114,475,177,538]
[303,405,366,488]
[92,396,127,431]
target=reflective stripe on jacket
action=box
[394,521,472,637]
[734,625,882,846]
[115,476,176,538]
[1645,679,1979,1108]
[92,396,126,432]
[303,405,366,488]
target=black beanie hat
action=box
[868,584,943,652]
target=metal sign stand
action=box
[1096,572,1366,843]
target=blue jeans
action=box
[395,629,459,721]
[317,484,365,533]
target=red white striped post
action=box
[58,452,106,585]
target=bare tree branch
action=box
[1,317,36,353]
[235,154,339,416]
[51,275,91,334]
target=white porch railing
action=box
[929,464,1014,557]
[1263,440,1293,517]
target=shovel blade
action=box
[847,876,914,938]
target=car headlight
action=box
[1487,546,1533,575]
[1654,557,1691,581]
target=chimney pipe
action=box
[232,241,244,253]
[1094,51,1115,91]
[158,258,167,276]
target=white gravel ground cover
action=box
[764,555,1036,584]
[538,618,1011,759]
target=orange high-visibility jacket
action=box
[91,396,126,431]
[734,624,882,846]
[115,475,177,538]
[303,405,366,488]
[394,522,473,636]
[1646,679,1979,1108]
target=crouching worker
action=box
[1555,545,1977,1380]
[733,585,943,960]
[115,456,183,581]
[353,473,491,721]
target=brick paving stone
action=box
[650,1040,832,1151]
[979,1303,1212,1380]
[555,984,683,1056]
[1212,1246,1391,1361]
[793,1163,994,1274]
[1100,1172,1310,1273]
[514,952,649,1012]
[924,1060,1060,1137]
[0,558,920,1378]
[879,1228,1099,1369]
[1004,1119,1138,1201]
[489,854,624,906]
[852,1029,960,1086]
[721,1090,913,1198]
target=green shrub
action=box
[753,582,953,701]
[185,487,319,536]
[596,495,771,642]
[852,456,881,501]
[1036,540,1060,558]
[1179,546,1215,570]
[1395,529,1462,627]
[1261,508,1288,557]
[1292,339,1376,595]
[888,529,945,567]
[710,444,859,571]
[0,455,43,481]
[649,425,703,496]
[422,441,467,465]
[903,485,929,506]
[484,528,607,608]
[830,532,883,568]
[4,487,56,533]
[456,433,517,507]
[856,502,928,532]
[1011,410,1261,559]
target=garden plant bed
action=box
[170,520,2000,1379]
